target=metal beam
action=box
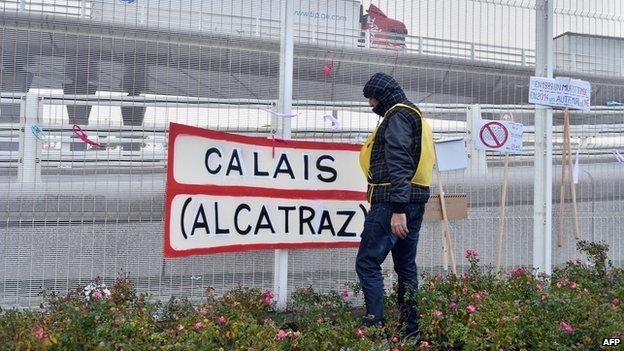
[533,0,554,275]
[273,0,294,310]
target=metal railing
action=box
[3,0,539,67]
[3,93,624,176]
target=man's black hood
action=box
[363,73,408,116]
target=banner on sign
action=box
[529,76,591,110]
[165,123,368,257]
[474,119,523,153]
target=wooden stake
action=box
[557,109,570,247]
[564,111,581,240]
[495,152,509,274]
[495,112,513,274]
[436,168,457,275]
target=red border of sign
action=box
[164,123,366,258]
[479,121,509,149]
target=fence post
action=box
[532,0,554,275]
[273,0,294,310]
[18,93,42,184]
[80,0,87,18]
[465,105,488,175]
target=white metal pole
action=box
[19,94,42,184]
[273,0,294,310]
[532,0,554,275]
[466,105,487,175]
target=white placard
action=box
[435,137,468,172]
[168,194,366,252]
[529,76,591,111]
[165,123,368,257]
[474,119,524,153]
[173,134,366,191]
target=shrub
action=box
[1,242,622,350]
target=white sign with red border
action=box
[474,119,523,153]
[165,123,368,258]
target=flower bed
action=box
[1,241,622,350]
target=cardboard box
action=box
[424,194,468,221]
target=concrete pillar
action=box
[63,46,99,151]
[120,62,147,151]
[1,44,33,160]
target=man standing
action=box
[356,72,435,337]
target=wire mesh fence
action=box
[1,0,623,308]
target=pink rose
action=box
[510,267,525,277]
[536,283,543,291]
[613,298,620,307]
[194,322,203,330]
[470,292,482,301]
[433,309,443,317]
[461,287,468,295]
[341,289,349,298]
[218,316,227,325]
[262,290,274,305]
[32,327,45,341]
[560,320,573,334]
[467,305,477,313]
[447,301,458,310]
[568,282,577,289]
[540,294,547,301]
[420,340,431,348]
[391,335,399,343]
[465,248,479,258]
[92,290,103,300]
[355,328,365,338]
[276,329,288,340]
[197,307,208,316]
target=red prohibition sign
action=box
[479,121,508,148]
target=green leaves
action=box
[1,242,622,350]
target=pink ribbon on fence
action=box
[72,124,105,148]
[323,50,334,77]
[271,134,287,159]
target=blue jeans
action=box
[355,202,424,335]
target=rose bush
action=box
[1,241,622,350]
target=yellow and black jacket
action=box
[359,73,434,213]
